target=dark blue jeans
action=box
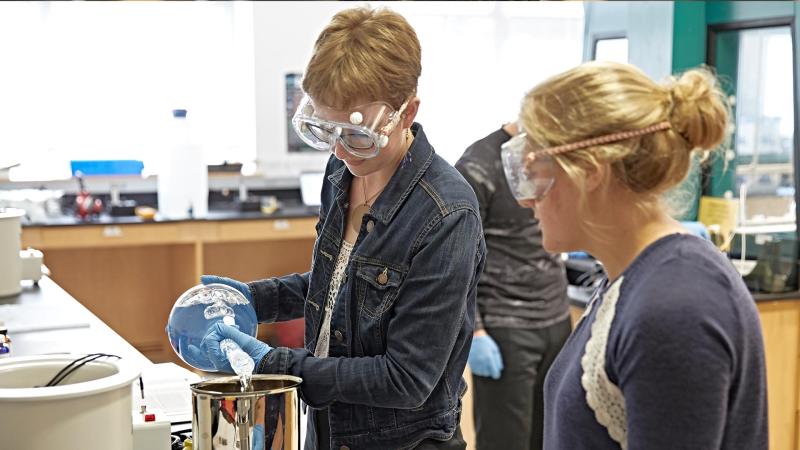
[316,408,466,450]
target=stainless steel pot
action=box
[191,374,302,450]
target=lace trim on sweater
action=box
[580,276,627,449]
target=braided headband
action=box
[526,121,672,163]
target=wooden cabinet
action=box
[22,218,317,364]
[758,300,800,450]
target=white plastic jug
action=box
[157,109,208,219]
[0,208,25,297]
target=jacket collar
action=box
[327,122,434,225]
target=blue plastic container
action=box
[70,160,144,176]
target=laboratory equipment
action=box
[0,208,24,296]
[0,188,63,223]
[0,208,41,297]
[157,109,208,219]
[191,374,302,450]
[166,283,258,374]
[74,171,104,219]
[0,326,9,356]
[0,353,140,450]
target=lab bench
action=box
[21,211,318,366]
[0,277,150,367]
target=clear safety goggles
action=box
[291,94,408,159]
[501,132,557,202]
[501,121,674,203]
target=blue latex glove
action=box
[201,275,254,304]
[468,333,504,380]
[201,322,272,373]
[251,423,265,450]
[680,221,711,241]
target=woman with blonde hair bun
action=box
[502,61,767,449]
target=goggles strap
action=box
[379,99,410,136]
[529,121,672,162]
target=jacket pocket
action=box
[354,260,404,355]
[355,261,403,318]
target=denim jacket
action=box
[249,123,486,450]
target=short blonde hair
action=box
[302,6,421,110]
[520,61,729,204]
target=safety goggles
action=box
[501,121,673,202]
[292,94,409,159]
[501,132,557,202]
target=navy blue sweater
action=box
[544,233,767,449]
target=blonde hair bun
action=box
[667,67,730,152]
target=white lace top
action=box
[314,240,353,358]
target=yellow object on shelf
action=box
[698,196,738,251]
[134,206,157,221]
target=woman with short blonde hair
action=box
[302,6,421,111]
[200,6,483,450]
[503,61,767,449]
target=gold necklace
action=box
[350,177,383,234]
[348,127,412,234]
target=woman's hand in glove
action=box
[201,322,272,373]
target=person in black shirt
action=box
[456,123,571,450]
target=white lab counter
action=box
[0,277,203,449]
[0,277,151,368]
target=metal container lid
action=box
[191,374,302,398]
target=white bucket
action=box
[0,354,141,450]
[0,207,24,297]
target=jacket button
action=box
[334,330,343,342]
[377,268,388,285]
[366,220,374,233]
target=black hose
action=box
[36,353,121,388]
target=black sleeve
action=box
[455,137,501,331]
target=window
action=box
[708,22,797,293]
[731,27,794,226]
[593,36,629,63]
[0,2,256,181]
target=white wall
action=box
[629,2,674,81]
[0,1,585,186]
[252,1,585,177]
[252,2,347,179]
[583,1,674,81]
[0,2,260,183]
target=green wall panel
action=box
[706,1,794,25]
[667,1,707,220]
